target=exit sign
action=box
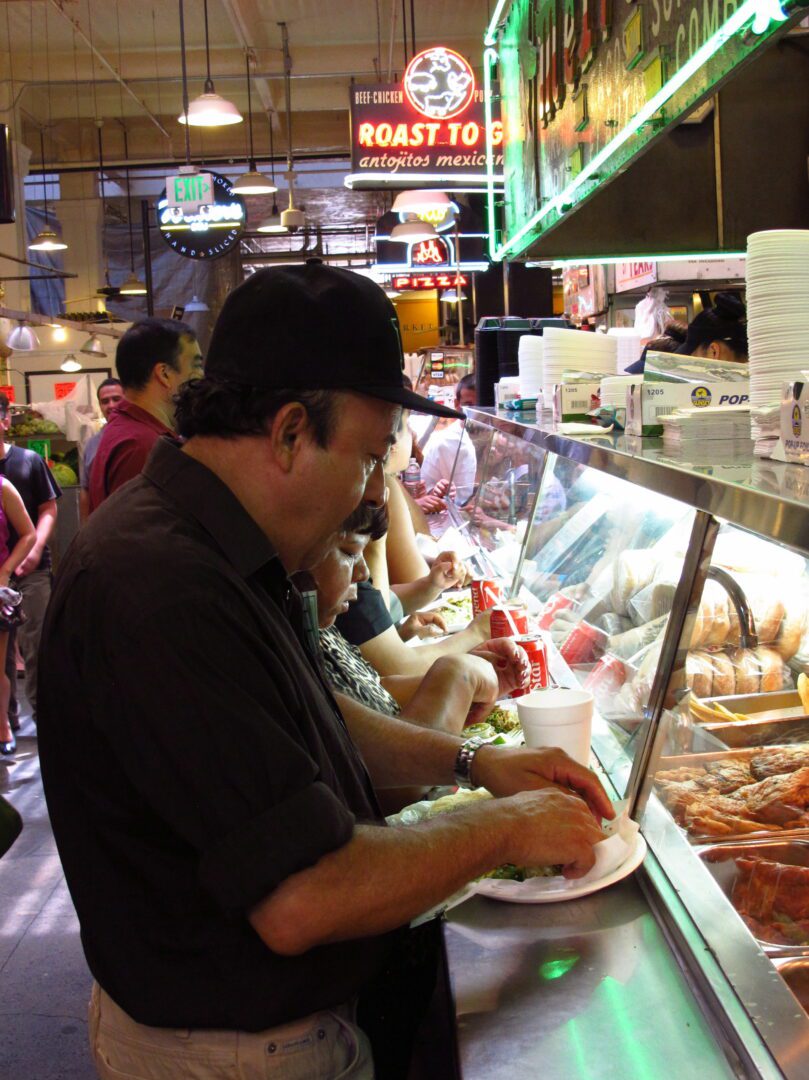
[166,172,214,211]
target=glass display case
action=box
[446,407,809,1080]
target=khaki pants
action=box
[88,983,375,1080]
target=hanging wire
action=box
[268,111,276,184]
[178,0,192,165]
[122,129,136,273]
[43,0,53,222]
[39,129,49,224]
[203,0,213,89]
[245,53,255,163]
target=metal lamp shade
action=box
[179,91,242,127]
[8,323,40,350]
[80,334,108,358]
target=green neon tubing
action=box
[483,46,499,261]
[489,0,788,261]
[485,0,511,46]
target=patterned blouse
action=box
[320,625,401,717]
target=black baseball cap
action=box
[205,262,462,418]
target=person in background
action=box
[88,318,203,512]
[0,393,61,730]
[675,292,748,362]
[0,477,36,754]
[417,373,478,517]
[79,378,124,523]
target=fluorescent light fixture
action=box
[60,354,82,373]
[231,168,277,196]
[486,0,788,261]
[526,251,747,269]
[29,227,68,252]
[373,262,489,275]
[484,47,498,261]
[7,322,40,350]
[344,173,503,190]
[179,90,243,127]
[184,295,209,313]
[119,271,148,296]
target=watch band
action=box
[454,736,486,789]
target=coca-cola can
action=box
[537,591,574,630]
[471,579,501,616]
[511,633,549,697]
[584,654,626,694]
[559,621,609,666]
[490,605,530,639]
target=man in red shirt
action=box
[89,319,203,512]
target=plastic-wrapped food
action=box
[558,621,609,665]
[608,615,668,660]
[686,645,789,700]
[593,612,633,636]
[610,550,659,616]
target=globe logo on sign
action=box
[403,47,476,120]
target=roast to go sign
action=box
[166,172,214,211]
[156,171,245,261]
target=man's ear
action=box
[153,363,174,390]
[268,402,311,473]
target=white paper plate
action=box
[473,833,647,904]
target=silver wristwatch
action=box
[454,736,486,789]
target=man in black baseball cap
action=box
[205,260,461,419]
[38,262,609,1080]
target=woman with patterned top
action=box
[0,476,36,754]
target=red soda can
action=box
[537,592,574,630]
[490,605,530,639]
[511,633,549,697]
[471,579,501,616]
[584,654,626,694]
[559,621,609,666]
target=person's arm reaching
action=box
[15,499,56,578]
[358,610,492,677]
[392,550,466,614]
[385,476,431,584]
[0,482,36,584]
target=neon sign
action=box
[392,273,468,291]
[156,171,245,261]
[348,44,504,190]
[411,238,450,266]
[403,47,476,120]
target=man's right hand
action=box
[496,788,606,879]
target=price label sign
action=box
[165,172,214,212]
[0,385,15,403]
[54,382,77,399]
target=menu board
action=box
[488,0,808,259]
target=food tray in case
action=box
[691,691,809,749]
[771,957,809,1014]
[698,837,809,956]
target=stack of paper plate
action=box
[746,229,809,455]
[600,374,634,410]
[517,335,543,401]
[541,328,618,406]
[607,328,644,372]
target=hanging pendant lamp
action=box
[231,54,276,196]
[7,321,40,350]
[277,23,304,232]
[29,130,68,252]
[184,295,209,313]
[389,215,438,243]
[257,110,287,233]
[60,354,82,373]
[80,334,108,358]
[119,130,147,296]
[178,0,242,127]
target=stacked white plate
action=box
[541,328,618,406]
[517,335,543,401]
[746,229,809,454]
[607,328,644,372]
[600,374,634,411]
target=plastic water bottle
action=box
[402,457,421,495]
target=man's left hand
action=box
[15,548,41,578]
[472,744,615,821]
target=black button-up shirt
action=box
[38,438,396,1031]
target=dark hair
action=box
[0,393,9,420]
[341,502,389,541]
[96,377,123,399]
[115,318,194,391]
[685,293,747,359]
[175,375,340,448]
[455,373,476,398]
[402,373,413,391]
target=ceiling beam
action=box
[48,0,172,143]
[218,0,277,122]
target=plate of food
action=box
[473,803,646,904]
[427,589,474,633]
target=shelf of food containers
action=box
[438,405,809,1080]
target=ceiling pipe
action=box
[48,0,171,140]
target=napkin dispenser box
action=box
[626,379,750,437]
[780,380,809,466]
[553,382,601,423]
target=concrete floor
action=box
[0,699,96,1080]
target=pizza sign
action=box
[392,273,468,291]
[411,238,450,266]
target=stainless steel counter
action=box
[445,881,738,1080]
